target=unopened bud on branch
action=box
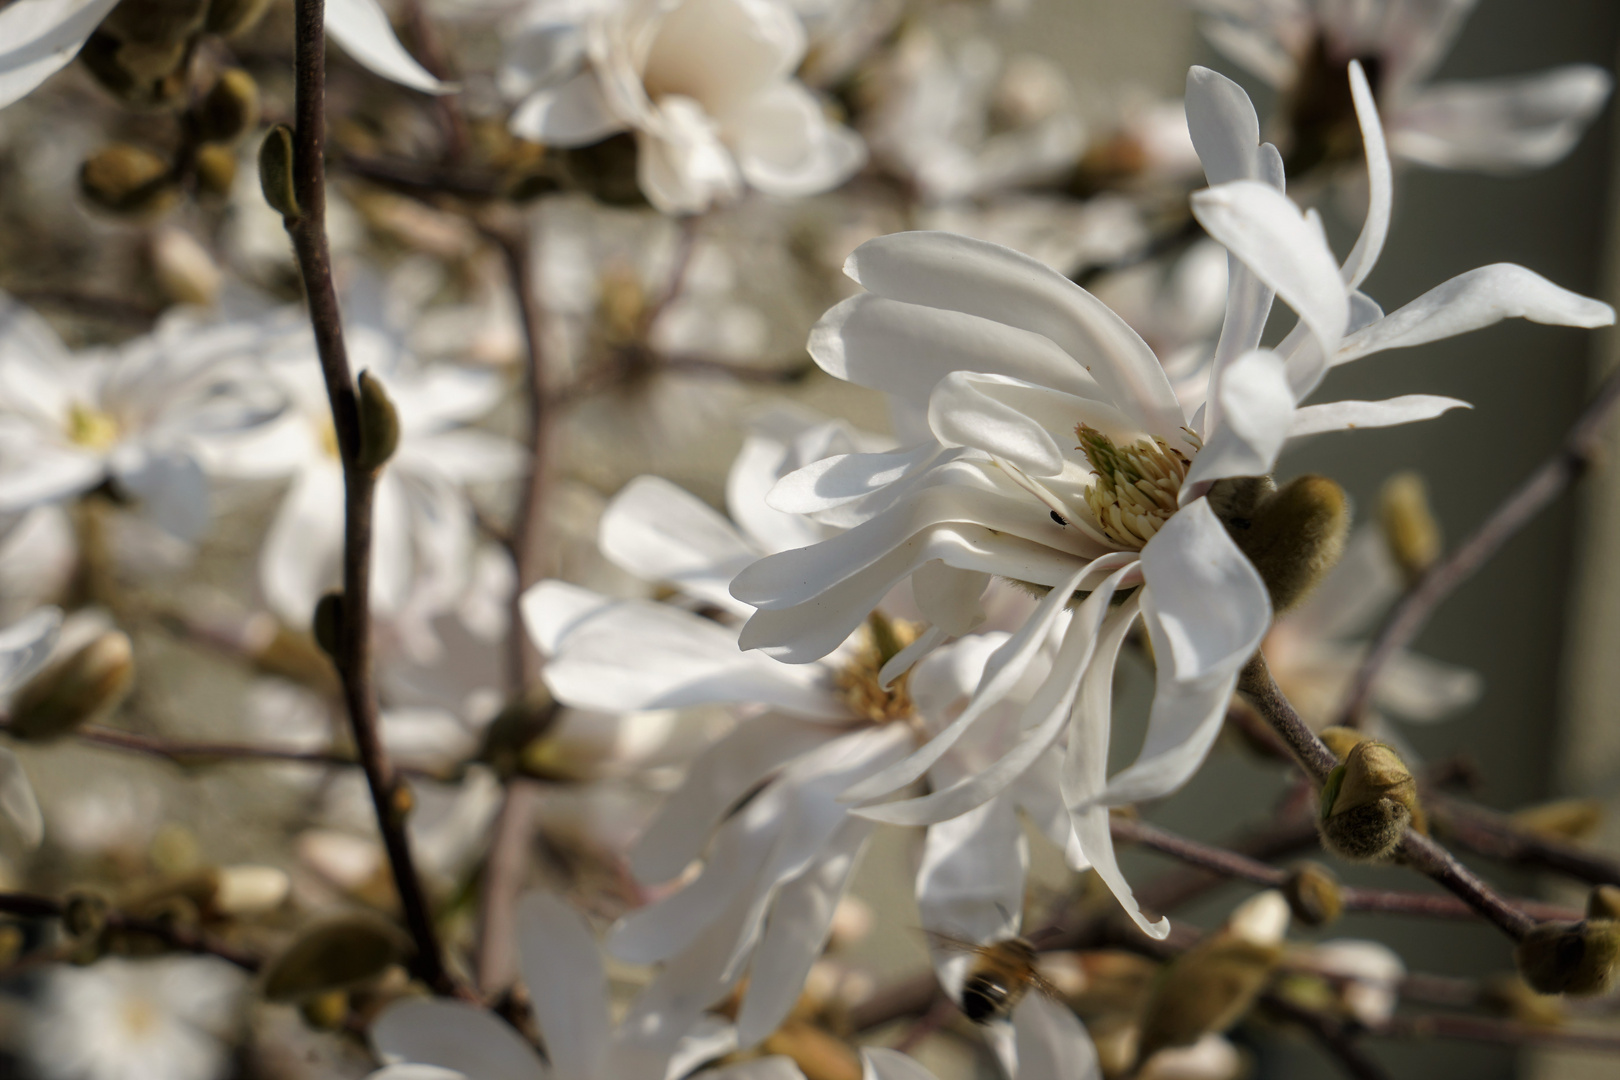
[1227,475,1350,612]
[194,144,238,198]
[1379,472,1441,585]
[258,126,300,221]
[1514,920,1620,996]
[195,69,260,145]
[1284,862,1343,927]
[262,915,409,1003]
[9,631,135,741]
[1318,739,1417,861]
[79,145,177,218]
[356,370,401,473]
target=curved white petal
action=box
[515,893,610,1080]
[1185,66,1262,185]
[1092,666,1239,807]
[371,1000,545,1080]
[637,99,743,215]
[1336,264,1615,364]
[862,1049,939,1080]
[520,580,615,655]
[723,81,864,197]
[1391,65,1613,172]
[1373,651,1483,723]
[910,560,988,638]
[600,475,756,616]
[510,70,626,147]
[767,444,945,517]
[1005,994,1102,1080]
[326,0,454,95]
[0,0,121,112]
[843,232,1186,438]
[367,1066,468,1080]
[1340,61,1393,292]
[1287,395,1471,438]
[917,797,1026,955]
[0,749,42,848]
[1184,349,1294,492]
[261,465,345,626]
[926,373,1066,477]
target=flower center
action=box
[66,403,120,451]
[836,612,917,724]
[1076,424,1196,549]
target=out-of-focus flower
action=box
[728,63,1609,933]
[1291,939,1405,1025]
[25,955,248,1080]
[502,0,865,213]
[0,293,285,543]
[0,607,61,847]
[1190,0,1613,173]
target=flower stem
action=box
[0,891,260,971]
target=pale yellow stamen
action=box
[66,403,120,451]
[1076,424,1199,550]
[836,613,919,724]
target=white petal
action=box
[0,0,121,111]
[917,797,1027,954]
[910,560,988,637]
[326,0,454,94]
[1138,498,1270,682]
[926,373,1066,477]
[0,445,104,514]
[600,475,756,616]
[520,580,614,655]
[1184,66,1261,185]
[515,892,610,1080]
[261,465,345,626]
[498,20,586,100]
[0,749,42,848]
[1340,61,1392,292]
[1390,66,1613,172]
[705,1059,805,1080]
[371,1000,545,1080]
[0,606,60,691]
[1373,652,1482,723]
[809,293,1101,408]
[637,99,743,215]
[1287,395,1470,438]
[1092,667,1239,807]
[1336,264,1615,364]
[862,1049,939,1080]
[1006,994,1102,1080]
[766,444,945,516]
[510,70,626,147]
[844,233,1186,438]
[1184,349,1294,491]
[1191,181,1348,360]
[114,449,211,542]
[723,81,864,197]
[367,1066,467,1080]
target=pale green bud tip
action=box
[1230,474,1350,613]
[9,631,135,742]
[258,126,300,221]
[1379,471,1441,585]
[356,370,402,473]
[312,592,343,659]
[262,915,410,1003]
[1284,862,1344,927]
[1317,739,1417,862]
[1515,920,1620,996]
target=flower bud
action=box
[1477,973,1563,1026]
[1378,472,1441,585]
[78,31,192,106]
[1512,798,1603,842]
[151,227,221,306]
[1136,933,1281,1065]
[1514,920,1620,996]
[258,125,300,221]
[62,892,109,939]
[79,145,178,219]
[8,631,135,741]
[195,69,260,145]
[205,0,272,37]
[1316,725,1365,762]
[194,144,238,198]
[1229,475,1350,613]
[1588,885,1620,921]
[298,990,350,1031]
[1284,863,1343,927]
[262,914,410,1003]
[1317,740,1417,861]
[312,592,343,659]
[356,370,401,473]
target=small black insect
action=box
[1050,510,1068,526]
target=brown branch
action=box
[0,892,260,972]
[1429,794,1620,886]
[473,779,542,994]
[1371,1012,1620,1054]
[1238,654,1537,941]
[284,0,456,998]
[1336,360,1620,727]
[70,724,448,780]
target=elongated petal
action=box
[372,1000,545,1080]
[521,580,615,655]
[1006,994,1102,1080]
[1391,66,1613,172]
[600,475,756,616]
[863,1049,938,1080]
[1091,667,1238,807]
[1288,395,1470,438]
[367,1066,467,1080]
[1191,181,1348,360]
[326,0,453,94]
[1374,651,1483,722]
[1336,264,1615,364]
[0,749,42,848]
[844,233,1186,438]
[809,293,1101,407]
[926,373,1066,477]
[917,797,1026,956]
[510,70,625,146]
[1184,349,1294,492]
[1185,66,1261,185]
[767,444,945,516]
[515,893,610,1080]
[1341,61,1392,291]
[723,81,865,198]
[261,465,345,626]
[707,1059,805,1080]
[0,0,121,112]
[910,560,988,638]
[1138,498,1270,682]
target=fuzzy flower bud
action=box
[8,631,135,741]
[356,370,401,473]
[195,144,238,198]
[262,915,410,1003]
[1477,973,1563,1026]
[1514,920,1620,996]
[258,126,300,221]
[79,145,178,219]
[1379,472,1442,585]
[1284,863,1344,927]
[195,69,261,145]
[1229,474,1350,613]
[1317,740,1418,861]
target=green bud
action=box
[1284,862,1344,927]
[1317,725,1366,763]
[1318,740,1417,862]
[1227,474,1350,613]
[1587,885,1620,922]
[195,69,260,145]
[1379,472,1441,586]
[62,892,109,939]
[204,0,273,36]
[1136,934,1281,1066]
[258,125,300,221]
[298,989,351,1030]
[356,370,401,473]
[79,145,178,219]
[9,631,135,741]
[194,144,238,198]
[262,914,410,1003]
[78,31,190,106]
[312,593,343,659]
[1515,920,1620,997]
[1512,798,1603,842]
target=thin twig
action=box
[0,892,261,971]
[473,779,542,993]
[1430,794,1620,887]
[1260,992,1391,1080]
[1238,654,1537,941]
[70,724,447,780]
[1371,1012,1620,1053]
[283,0,456,997]
[1337,360,1620,726]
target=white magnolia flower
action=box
[1190,0,1612,173]
[502,0,865,213]
[0,606,61,847]
[205,269,521,656]
[0,0,449,113]
[1291,939,1405,1026]
[0,292,284,543]
[726,64,1610,934]
[368,891,752,1080]
[25,955,248,1080]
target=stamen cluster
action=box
[1076,425,1197,549]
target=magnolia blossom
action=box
[26,956,248,1080]
[1190,0,1612,172]
[0,292,284,543]
[728,64,1611,933]
[502,0,865,213]
[0,0,448,113]
[0,606,61,847]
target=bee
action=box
[926,933,1064,1023]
